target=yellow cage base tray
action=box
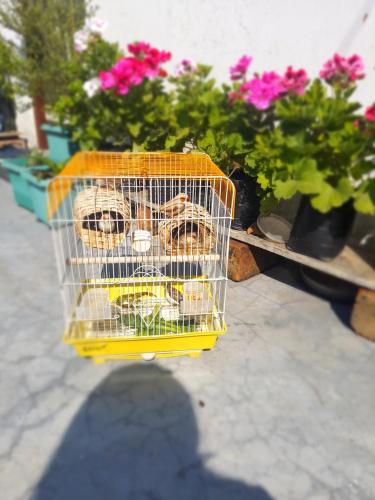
[64,277,226,359]
[92,349,203,364]
[66,324,219,358]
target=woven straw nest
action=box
[158,202,216,255]
[73,187,131,249]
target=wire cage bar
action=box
[48,152,235,362]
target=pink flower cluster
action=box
[233,63,308,110]
[319,54,365,85]
[282,66,308,95]
[365,105,375,122]
[240,72,284,110]
[100,41,171,95]
[230,55,252,80]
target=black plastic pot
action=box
[287,196,355,261]
[230,170,260,230]
[98,136,132,152]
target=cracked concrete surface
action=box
[1,178,375,500]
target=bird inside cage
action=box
[98,212,115,233]
[158,193,190,217]
[82,210,123,234]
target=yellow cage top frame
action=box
[48,152,236,221]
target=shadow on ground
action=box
[263,261,354,329]
[30,365,272,500]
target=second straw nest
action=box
[158,200,216,255]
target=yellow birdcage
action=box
[48,152,235,363]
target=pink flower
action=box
[128,41,151,56]
[99,70,117,90]
[346,54,365,80]
[176,59,196,75]
[319,54,365,85]
[127,42,171,66]
[111,58,143,86]
[365,105,375,122]
[117,82,130,95]
[230,55,252,80]
[99,41,171,95]
[282,66,308,95]
[241,71,284,110]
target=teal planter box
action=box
[1,157,31,209]
[21,168,50,224]
[41,123,78,163]
[1,157,47,211]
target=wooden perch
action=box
[67,254,220,265]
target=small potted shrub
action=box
[246,54,375,260]
[225,59,309,230]
[167,57,265,228]
[197,130,260,229]
[21,151,64,224]
[52,30,173,152]
[201,58,262,230]
[169,56,307,229]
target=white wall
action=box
[18,0,375,146]
[15,100,37,147]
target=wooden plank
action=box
[228,239,279,282]
[0,139,27,149]
[0,130,27,149]
[0,130,20,138]
[230,229,375,290]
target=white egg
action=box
[141,352,156,361]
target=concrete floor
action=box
[1,178,375,500]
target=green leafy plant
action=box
[246,79,375,214]
[27,149,65,178]
[167,62,273,176]
[196,93,276,176]
[166,64,227,151]
[0,0,89,105]
[0,38,15,99]
[52,37,120,149]
[53,39,174,151]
